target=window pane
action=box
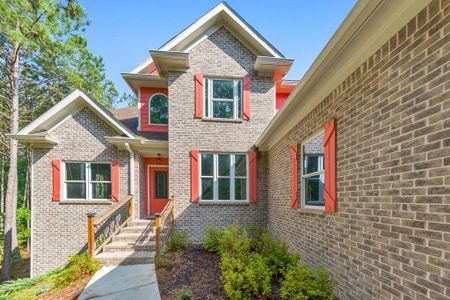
[235,155,246,177]
[204,79,209,117]
[92,183,111,199]
[91,163,111,181]
[201,154,213,176]
[201,178,213,200]
[150,94,168,124]
[235,178,247,200]
[154,171,168,199]
[67,182,86,199]
[213,101,233,118]
[213,80,234,99]
[218,154,230,176]
[237,80,242,118]
[66,163,85,180]
[304,175,324,205]
[218,178,230,200]
[304,155,319,174]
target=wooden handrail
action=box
[87,195,134,256]
[155,195,175,256]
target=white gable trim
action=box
[18,89,136,138]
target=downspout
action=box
[124,143,135,195]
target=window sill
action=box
[58,200,113,205]
[199,200,250,206]
[201,118,244,123]
[296,207,326,216]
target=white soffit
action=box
[129,2,284,74]
[256,0,431,150]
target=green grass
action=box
[0,253,101,300]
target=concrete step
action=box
[104,241,156,253]
[128,220,155,227]
[96,251,155,266]
[120,226,154,234]
[112,232,154,243]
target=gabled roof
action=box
[17,89,136,139]
[130,1,284,75]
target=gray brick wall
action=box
[265,1,450,299]
[31,107,131,276]
[168,27,273,241]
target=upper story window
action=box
[301,131,325,207]
[64,162,112,200]
[204,78,242,119]
[149,93,168,125]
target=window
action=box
[204,78,242,119]
[154,171,168,199]
[200,153,248,201]
[301,131,325,207]
[149,94,168,125]
[64,162,112,200]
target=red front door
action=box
[149,167,169,215]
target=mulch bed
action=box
[156,245,282,300]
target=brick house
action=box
[11,0,449,298]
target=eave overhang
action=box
[8,133,59,148]
[254,56,294,77]
[121,73,168,95]
[150,50,190,79]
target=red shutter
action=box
[191,150,199,202]
[52,159,61,202]
[249,151,257,203]
[291,145,298,208]
[112,160,120,201]
[195,74,203,118]
[243,75,251,120]
[324,118,337,212]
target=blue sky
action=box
[79,0,356,107]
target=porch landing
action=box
[78,264,160,300]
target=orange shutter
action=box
[191,150,199,202]
[111,160,120,201]
[195,74,203,118]
[324,118,337,212]
[243,75,251,120]
[52,159,61,202]
[249,151,257,203]
[291,145,298,208]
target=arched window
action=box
[149,94,168,125]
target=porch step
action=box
[96,251,155,266]
[104,241,156,252]
[120,225,154,234]
[128,220,155,227]
[112,232,154,243]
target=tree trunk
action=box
[2,42,20,280]
[0,156,4,214]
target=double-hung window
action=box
[200,153,248,201]
[301,131,325,207]
[64,162,112,200]
[204,78,242,119]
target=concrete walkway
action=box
[78,264,160,300]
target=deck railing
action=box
[87,194,134,256]
[155,195,175,256]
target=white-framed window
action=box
[64,162,112,200]
[301,131,325,207]
[149,93,168,125]
[204,78,242,119]
[200,153,248,201]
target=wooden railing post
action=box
[87,213,96,257]
[155,215,161,256]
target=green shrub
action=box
[166,231,188,252]
[50,253,102,288]
[16,207,31,246]
[221,221,251,257]
[203,225,224,253]
[155,252,171,269]
[220,252,271,300]
[252,228,299,276]
[280,264,335,300]
[0,269,60,299]
[171,286,193,300]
